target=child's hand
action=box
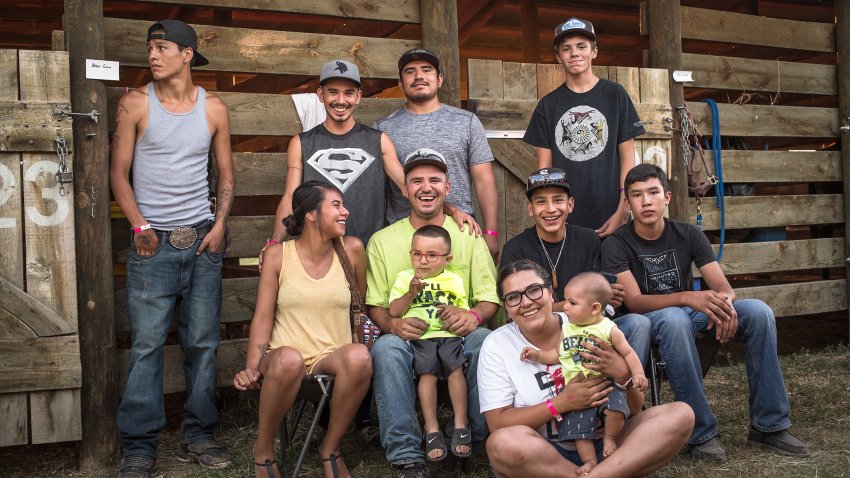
[408,275,427,296]
[520,347,540,362]
[633,374,649,392]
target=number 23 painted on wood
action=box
[0,160,70,228]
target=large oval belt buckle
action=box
[168,226,198,250]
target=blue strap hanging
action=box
[702,99,725,262]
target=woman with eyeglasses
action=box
[478,259,693,477]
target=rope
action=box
[702,99,725,262]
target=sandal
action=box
[424,431,448,461]
[254,458,277,478]
[451,427,472,458]
[322,453,342,478]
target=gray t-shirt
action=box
[374,104,494,223]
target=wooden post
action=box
[63,0,118,467]
[521,0,539,63]
[421,0,461,107]
[836,1,850,342]
[647,0,688,221]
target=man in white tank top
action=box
[110,19,234,478]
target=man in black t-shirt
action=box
[523,18,644,236]
[602,163,809,463]
[499,167,651,357]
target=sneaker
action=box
[176,437,231,469]
[395,462,430,478]
[688,437,728,463]
[747,427,811,457]
[117,455,157,478]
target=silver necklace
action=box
[537,229,566,289]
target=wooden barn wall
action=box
[104,0,420,393]
[642,5,845,317]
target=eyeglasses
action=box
[410,250,450,262]
[502,283,546,307]
[527,170,570,192]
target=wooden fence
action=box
[643,5,846,317]
[0,49,81,445]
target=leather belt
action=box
[155,220,213,250]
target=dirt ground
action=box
[1,313,847,477]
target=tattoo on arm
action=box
[257,343,269,355]
[139,235,151,247]
[215,178,234,222]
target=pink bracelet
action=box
[546,398,563,422]
[469,309,484,325]
[265,238,279,246]
[132,223,151,233]
[483,229,499,238]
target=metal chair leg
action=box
[277,374,335,478]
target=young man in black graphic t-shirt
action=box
[602,163,809,463]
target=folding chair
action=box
[278,374,335,477]
[648,334,720,406]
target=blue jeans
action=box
[613,313,652,366]
[118,231,223,458]
[633,300,791,445]
[372,327,490,466]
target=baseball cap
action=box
[553,18,596,45]
[319,60,361,87]
[526,168,571,199]
[403,148,448,174]
[147,19,209,67]
[397,48,440,75]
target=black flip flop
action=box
[322,453,340,478]
[424,431,448,461]
[255,458,277,478]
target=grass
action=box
[2,345,849,477]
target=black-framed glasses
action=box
[502,282,546,307]
[410,250,450,262]
[527,170,570,192]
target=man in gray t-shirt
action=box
[375,48,500,258]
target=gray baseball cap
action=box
[319,60,361,87]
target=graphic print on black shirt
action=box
[556,105,608,162]
[638,249,682,294]
[305,148,376,193]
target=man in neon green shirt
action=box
[366,149,499,475]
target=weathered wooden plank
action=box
[610,66,641,105]
[115,277,260,332]
[687,102,838,138]
[491,162,507,250]
[712,238,844,276]
[0,393,28,446]
[107,87,405,136]
[688,195,843,230]
[0,308,38,339]
[0,276,75,336]
[18,50,70,103]
[637,67,671,175]
[22,153,78,325]
[117,339,248,394]
[467,59,504,100]
[0,50,18,100]
[0,102,74,152]
[700,150,840,183]
[469,98,673,138]
[0,336,81,393]
[233,152,287,196]
[126,0,421,23]
[735,280,846,318]
[536,63,562,98]
[104,18,418,78]
[0,153,23,288]
[30,389,81,443]
[503,62,537,101]
[504,171,533,239]
[681,6,835,53]
[681,53,836,96]
[488,138,536,183]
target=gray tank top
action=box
[301,123,385,246]
[132,82,212,230]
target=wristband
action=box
[546,398,563,422]
[469,309,484,325]
[613,377,633,391]
[265,238,279,246]
[483,229,499,238]
[132,224,151,233]
[619,187,625,192]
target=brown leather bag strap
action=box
[332,238,364,317]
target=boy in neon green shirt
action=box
[389,225,471,461]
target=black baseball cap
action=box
[526,168,571,199]
[397,48,440,75]
[147,19,209,67]
[553,18,596,45]
[403,148,448,174]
